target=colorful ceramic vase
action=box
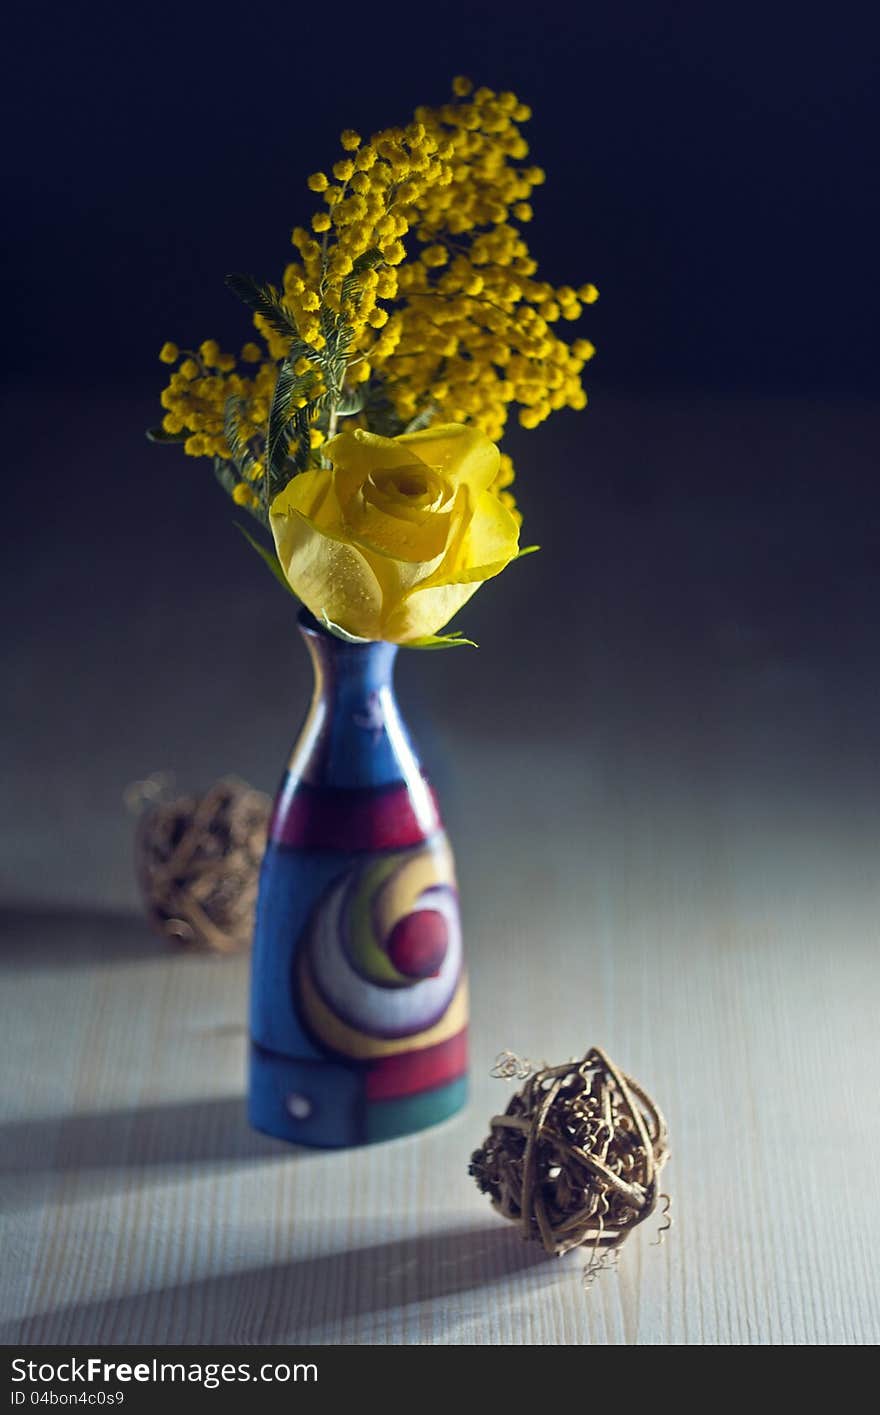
[249,610,468,1147]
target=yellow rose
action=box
[270,424,521,643]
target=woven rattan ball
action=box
[132,775,270,953]
[470,1047,669,1257]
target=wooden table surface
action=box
[3,396,880,1344]
[3,728,879,1345]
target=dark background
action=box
[2,2,879,909]
[5,2,880,395]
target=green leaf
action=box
[234,523,297,596]
[146,425,188,444]
[402,405,436,434]
[353,247,385,275]
[223,395,257,478]
[213,460,266,524]
[404,631,478,650]
[213,458,239,498]
[287,403,313,479]
[225,274,298,342]
[361,383,407,439]
[341,248,385,295]
[516,544,540,559]
[266,360,300,489]
[335,386,366,416]
[341,248,386,314]
[334,322,354,360]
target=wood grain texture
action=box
[2,729,879,1346]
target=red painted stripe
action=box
[365,1029,468,1102]
[270,776,441,851]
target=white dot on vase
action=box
[286,1092,312,1120]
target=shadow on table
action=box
[0,1096,302,1185]
[0,904,180,970]
[4,1222,558,1343]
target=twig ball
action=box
[470,1047,669,1257]
[131,775,270,953]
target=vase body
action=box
[249,612,468,1147]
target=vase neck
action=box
[290,620,424,792]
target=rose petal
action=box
[395,424,500,492]
[326,429,430,512]
[270,503,384,640]
[272,467,334,521]
[418,489,521,589]
[383,580,482,644]
[363,542,449,622]
[345,497,452,564]
[325,424,500,503]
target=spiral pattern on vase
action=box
[298,834,463,1053]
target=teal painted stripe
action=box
[366,1076,468,1143]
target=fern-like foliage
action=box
[340,248,384,312]
[223,396,259,475]
[265,361,301,489]
[265,347,323,494]
[225,274,299,343]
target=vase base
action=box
[248,1041,468,1148]
[364,1076,469,1144]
